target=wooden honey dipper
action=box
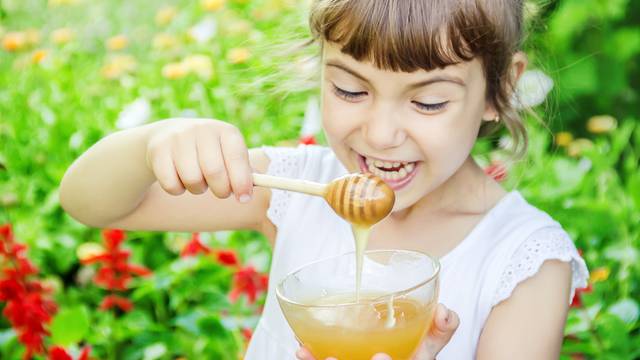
[252,173,395,226]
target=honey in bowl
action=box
[277,250,440,360]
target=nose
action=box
[362,103,406,150]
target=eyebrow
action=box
[325,60,466,89]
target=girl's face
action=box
[321,42,497,212]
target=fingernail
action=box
[239,194,251,203]
[445,309,451,324]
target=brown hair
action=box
[308,0,528,157]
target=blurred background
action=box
[0,0,638,359]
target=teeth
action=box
[363,156,417,180]
[405,163,415,172]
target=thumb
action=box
[424,304,459,356]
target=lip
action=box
[356,153,420,191]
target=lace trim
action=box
[261,146,304,228]
[492,227,589,307]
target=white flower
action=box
[116,98,151,129]
[512,69,553,109]
[608,298,639,325]
[69,131,84,149]
[188,17,217,44]
[300,97,321,136]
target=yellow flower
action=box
[107,34,129,51]
[152,33,179,50]
[49,0,80,7]
[227,47,250,64]
[162,62,189,79]
[31,49,49,64]
[202,0,225,11]
[2,32,27,52]
[101,54,137,79]
[224,19,252,36]
[589,267,610,283]
[567,138,594,157]
[51,27,75,45]
[586,115,617,134]
[155,6,178,26]
[24,29,41,46]
[555,131,573,147]
[182,54,214,80]
[76,242,105,262]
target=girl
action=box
[59,0,589,359]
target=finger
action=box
[148,140,185,196]
[220,127,253,202]
[430,304,459,338]
[371,354,392,360]
[173,130,208,194]
[295,347,315,360]
[424,304,459,356]
[196,130,232,199]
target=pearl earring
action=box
[494,115,500,122]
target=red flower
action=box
[570,283,593,308]
[48,346,91,360]
[229,266,268,304]
[299,135,317,145]
[241,327,253,342]
[0,223,14,243]
[484,161,508,182]
[78,347,91,360]
[0,223,58,360]
[80,229,151,312]
[181,233,211,257]
[215,249,239,266]
[48,346,72,360]
[100,294,134,312]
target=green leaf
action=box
[197,314,226,336]
[50,305,90,346]
[557,56,598,98]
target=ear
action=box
[482,52,528,122]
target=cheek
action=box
[321,92,360,138]
[412,108,481,171]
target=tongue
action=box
[379,164,405,172]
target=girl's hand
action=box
[295,303,460,360]
[146,118,253,202]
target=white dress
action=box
[244,145,589,360]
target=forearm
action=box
[59,122,160,227]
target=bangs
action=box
[310,0,504,72]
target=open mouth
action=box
[356,153,420,191]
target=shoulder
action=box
[477,257,572,359]
[488,193,589,307]
[475,193,588,358]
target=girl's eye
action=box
[412,101,448,112]
[333,85,367,101]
